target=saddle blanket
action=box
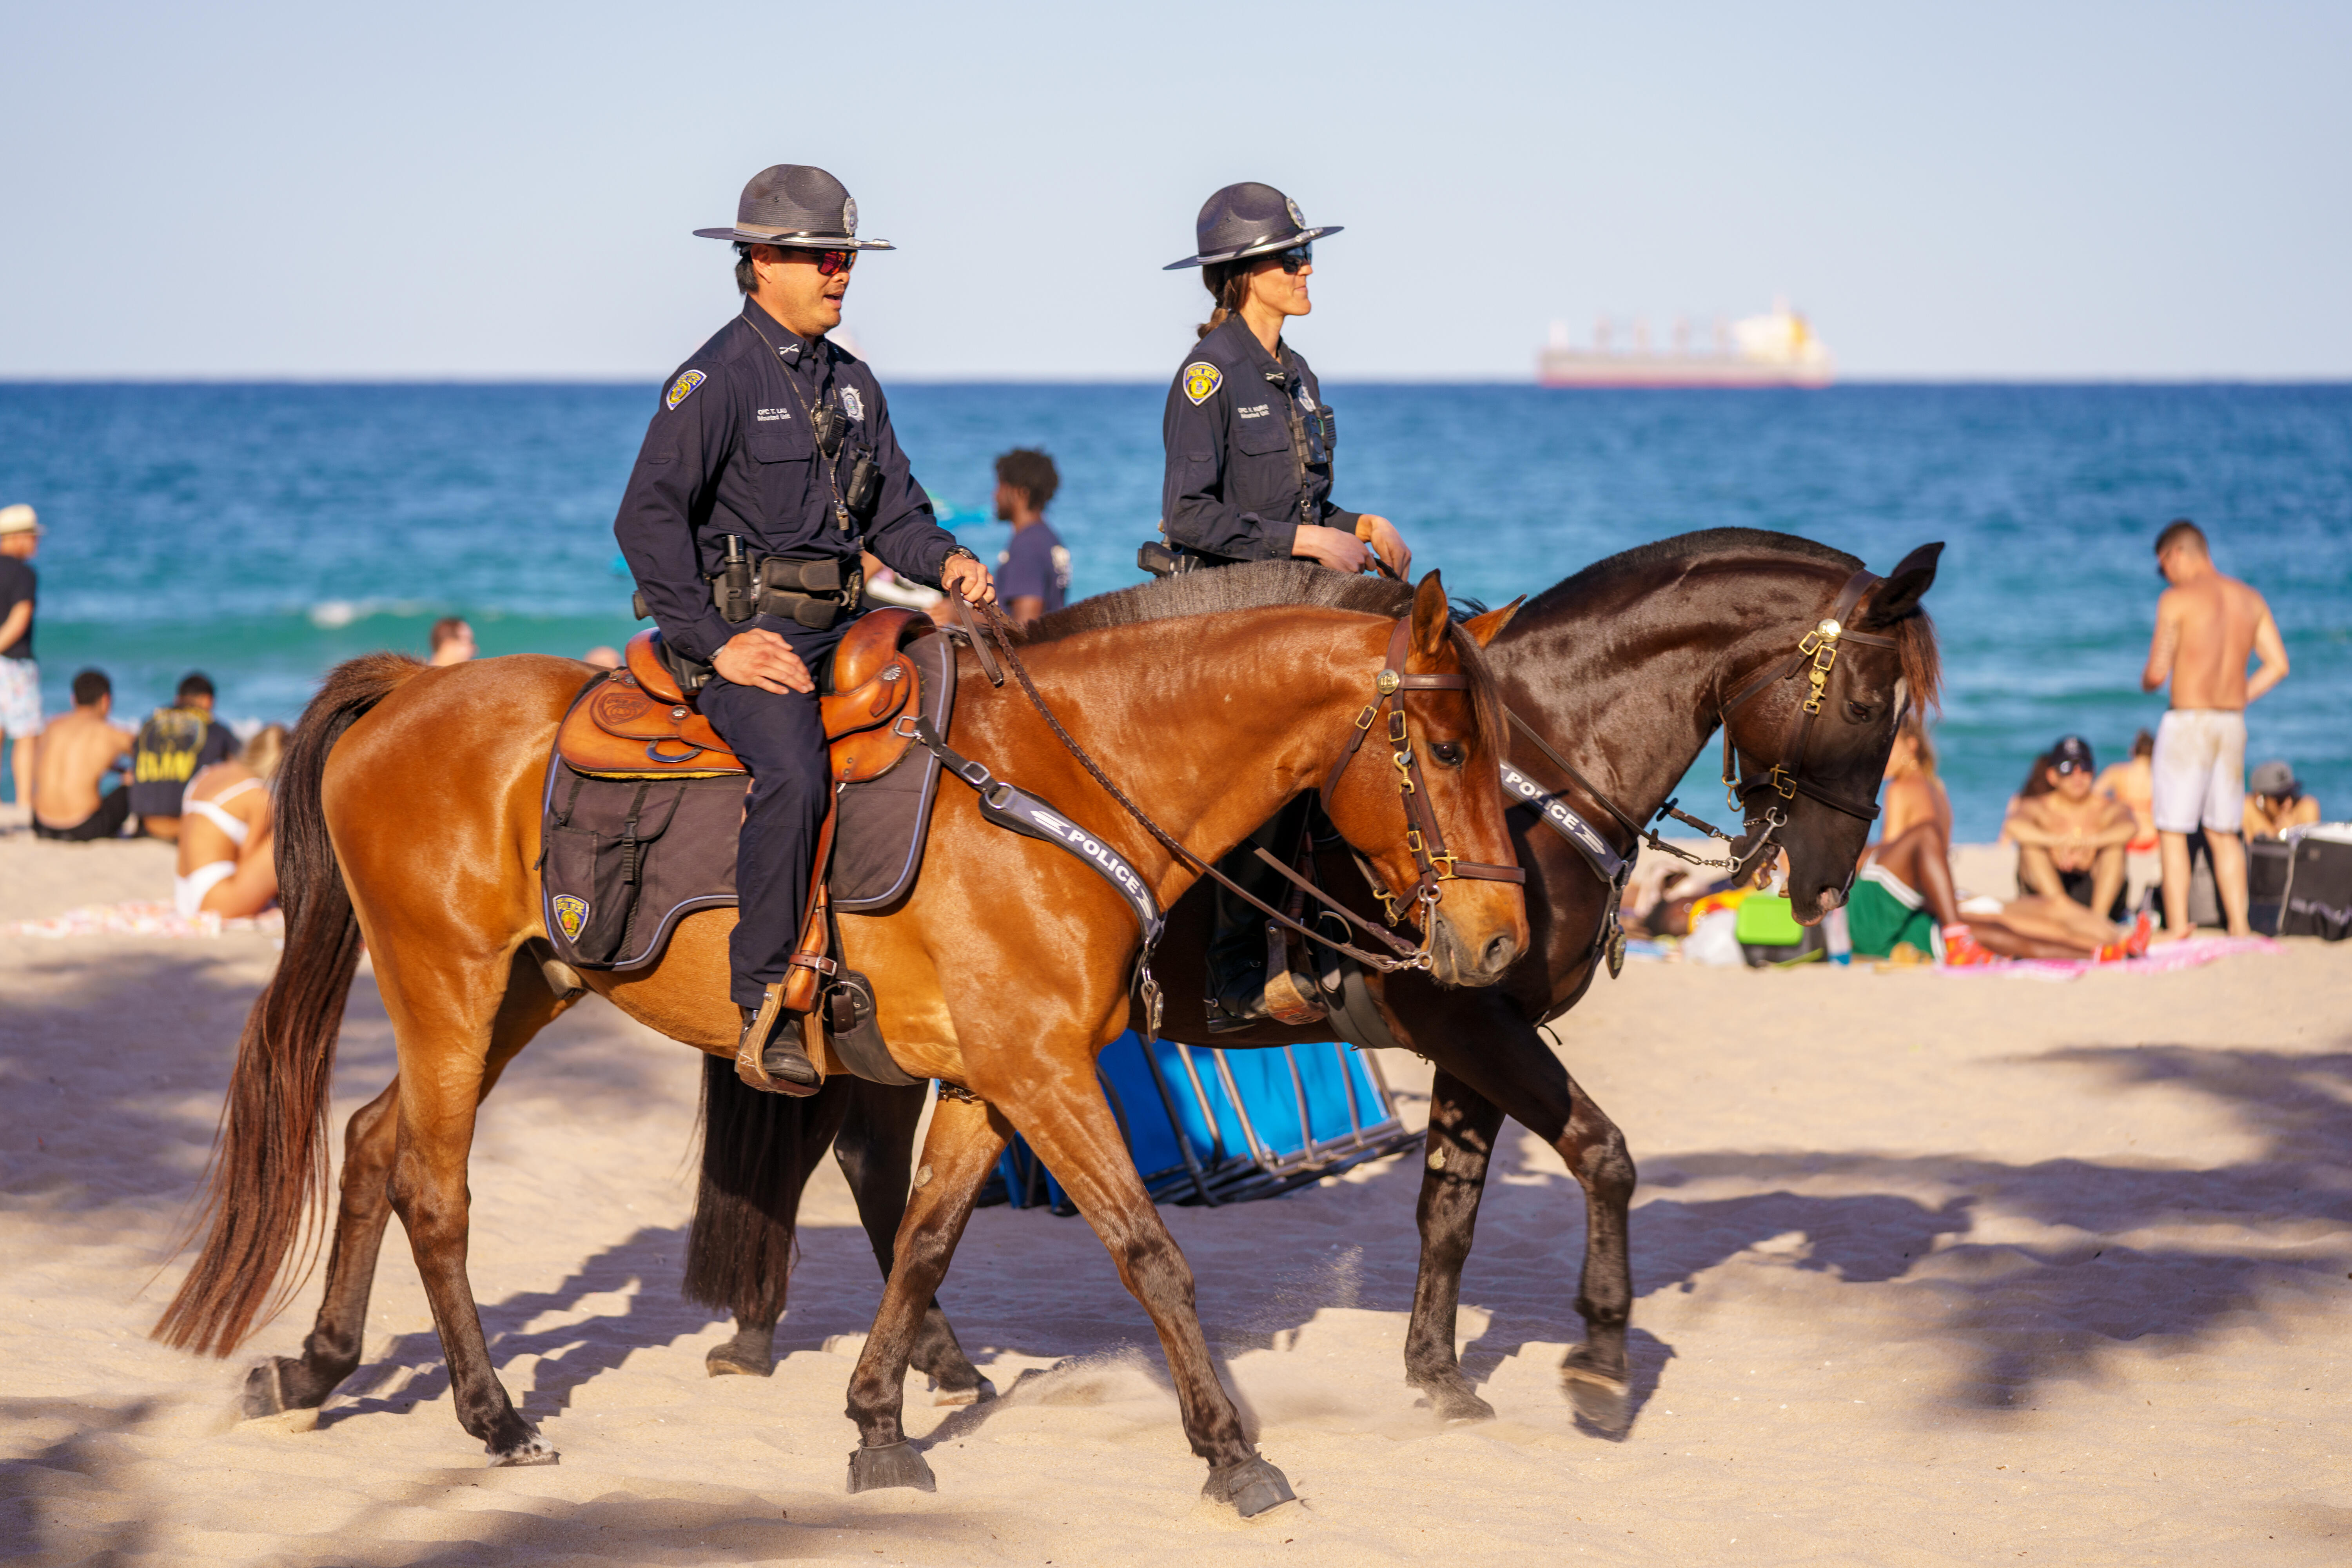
[540,628,956,973]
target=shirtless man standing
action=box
[2141,519,2289,938]
[31,668,137,841]
[2006,735,2138,918]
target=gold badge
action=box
[1182,361,1222,405]
[665,369,706,410]
[553,895,588,942]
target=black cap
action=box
[694,165,895,250]
[176,671,215,700]
[2050,735,2094,774]
[1163,181,1341,270]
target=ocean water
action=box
[2,381,2346,840]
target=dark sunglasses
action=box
[1273,244,1312,274]
[805,248,857,276]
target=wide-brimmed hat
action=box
[1163,181,1340,270]
[693,165,894,250]
[0,504,39,537]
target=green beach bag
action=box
[1733,895,1823,967]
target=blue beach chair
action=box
[983,1032,1420,1213]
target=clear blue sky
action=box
[4,2,2347,381]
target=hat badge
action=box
[842,197,857,235]
[1285,197,1305,228]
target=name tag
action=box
[756,407,792,422]
[1236,403,1271,419]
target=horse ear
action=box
[1460,595,1525,649]
[1859,542,1944,628]
[1410,570,1450,660]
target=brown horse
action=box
[154,567,1527,1516]
[681,529,1942,1452]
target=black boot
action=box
[1202,802,1324,1034]
[739,1002,820,1089]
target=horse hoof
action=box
[1563,1364,1631,1434]
[1201,1457,1297,1519]
[1428,1382,1497,1425]
[706,1334,776,1378]
[238,1358,293,1420]
[846,1440,936,1494]
[932,1374,996,1408]
[490,1432,559,1467]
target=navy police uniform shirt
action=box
[614,300,960,664]
[1159,315,1357,563]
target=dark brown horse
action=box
[154,568,1527,1517]
[685,529,1941,1460]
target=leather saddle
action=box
[556,608,937,784]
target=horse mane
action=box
[1521,527,1942,711]
[1016,559,1410,644]
[1014,559,1505,759]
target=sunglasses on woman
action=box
[1273,245,1312,274]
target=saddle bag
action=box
[541,762,746,970]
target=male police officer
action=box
[614,165,994,1093]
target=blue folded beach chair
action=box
[984,1032,1420,1212]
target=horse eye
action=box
[1846,701,1873,723]
[1431,741,1465,768]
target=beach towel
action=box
[3,900,283,940]
[1930,933,2279,981]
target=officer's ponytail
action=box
[1197,261,1251,341]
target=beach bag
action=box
[1682,906,1746,967]
[2247,837,2293,936]
[1734,894,1826,967]
[2278,827,2352,942]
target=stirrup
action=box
[735,986,821,1096]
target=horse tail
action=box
[683,1055,811,1327]
[153,652,426,1355]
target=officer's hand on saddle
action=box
[1355,514,1412,580]
[712,628,815,695]
[1291,523,1377,575]
[941,554,997,606]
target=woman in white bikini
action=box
[174,725,286,918]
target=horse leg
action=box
[1403,1069,1507,1423]
[382,954,565,1464]
[833,1080,992,1405]
[1402,1005,1637,1434]
[1551,1060,1637,1431]
[241,949,568,1419]
[842,1090,1012,1495]
[985,1077,1293,1517]
[694,1063,853,1378]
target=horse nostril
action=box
[1482,933,1519,974]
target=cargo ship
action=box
[1537,298,1834,388]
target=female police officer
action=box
[1156,182,1410,1029]
[1157,182,1410,579]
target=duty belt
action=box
[714,553,865,631]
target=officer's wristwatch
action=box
[939,546,982,579]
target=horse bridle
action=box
[1508,566,1898,888]
[954,596,1521,984]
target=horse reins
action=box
[949,594,1521,978]
[1509,566,1895,886]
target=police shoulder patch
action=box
[552,895,588,943]
[665,369,706,410]
[1182,361,1222,405]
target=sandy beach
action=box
[4,826,2348,1566]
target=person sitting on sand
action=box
[128,670,236,841]
[2004,735,2137,920]
[173,724,287,917]
[1880,715,1951,842]
[30,668,136,841]
[2242,760,2320,840]
[2097,728,2160,914]
[428,617,476,666]
[1854,811,2150,965]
